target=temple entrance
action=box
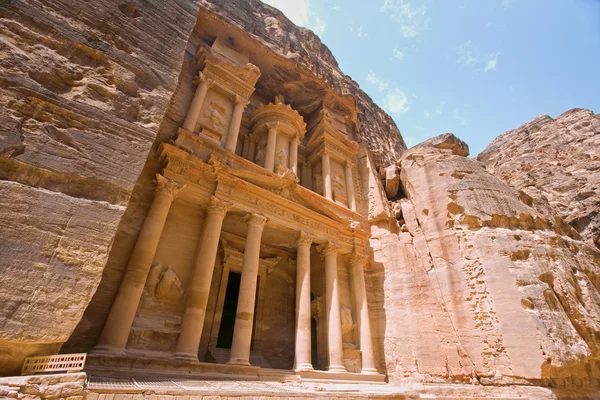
[217,272,241,349]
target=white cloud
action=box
[483,52,500,72]
[384,88,410,114]
[351,25,368,38]
[392,48,405,61]
[329,4,341,11]
[381,0,429,38]
[262,0,326,35]
[456,40,478,68]
[366,72,389,92]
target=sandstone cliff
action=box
[478,109,600,250]
[369,134,600,390]
[0,0,201,374]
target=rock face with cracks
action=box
[478,108,600,250]
[371,133,600,388]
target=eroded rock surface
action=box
[369,133,600,389]
[0,0,200,374]
[478,109,600,250]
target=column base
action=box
[90,344,126,357]
[172,352,199,363]
[293,363,314,372]
[226,358,251,366]
[361,367,380,375]
[327,365,347,373]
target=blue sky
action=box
[262,0,600,155]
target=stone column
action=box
[247,136,257,163]
[93,175,182,355]
[321,149,333,200]
[307,162,313,191]
[345,161,357,211]
[228,213,268,365]
[225,95,248,152]
[174,196,233,362]
[351,253,378,374]
[182,72,211,132]
[264,122,278,172]
[294,232,315,371]
[320,241,346,372]
[289,136,299,176]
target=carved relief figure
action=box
[203,102,226,132]
[276,147,287,168]
[255,143,266,167]
[333,172,345,192]
[314,172,323,193]
[146,264,184,305]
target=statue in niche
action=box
[203,102,226,132]
[276,147,288,168]
[146,264,184,305]
[333,172,345,192]
[255,143,266,167]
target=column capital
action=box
[244,213,268,228]
[345,159,355,168]
[154,174,185,199]
[234,93,250,106]
[349,252,369,266]
[296,231,316,247]
[207,196,233,217]
[318,240,339,257]
[318,147,331,157]
[196,72,215,87]
[266,121,280,130]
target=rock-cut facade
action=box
[0,0,599,398]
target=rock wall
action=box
[0,0,200,374]
[478,108,600,250]
[369,134,600,390]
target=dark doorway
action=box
[217,272,241,349]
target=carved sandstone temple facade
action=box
[82,35,382,381]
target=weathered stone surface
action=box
[478,109,600,249]
[369,134,600,388]
[0,0,200,374]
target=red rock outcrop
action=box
[478,108,600,250]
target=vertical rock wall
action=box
[0,0,200,374]
[370,134,600,389]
